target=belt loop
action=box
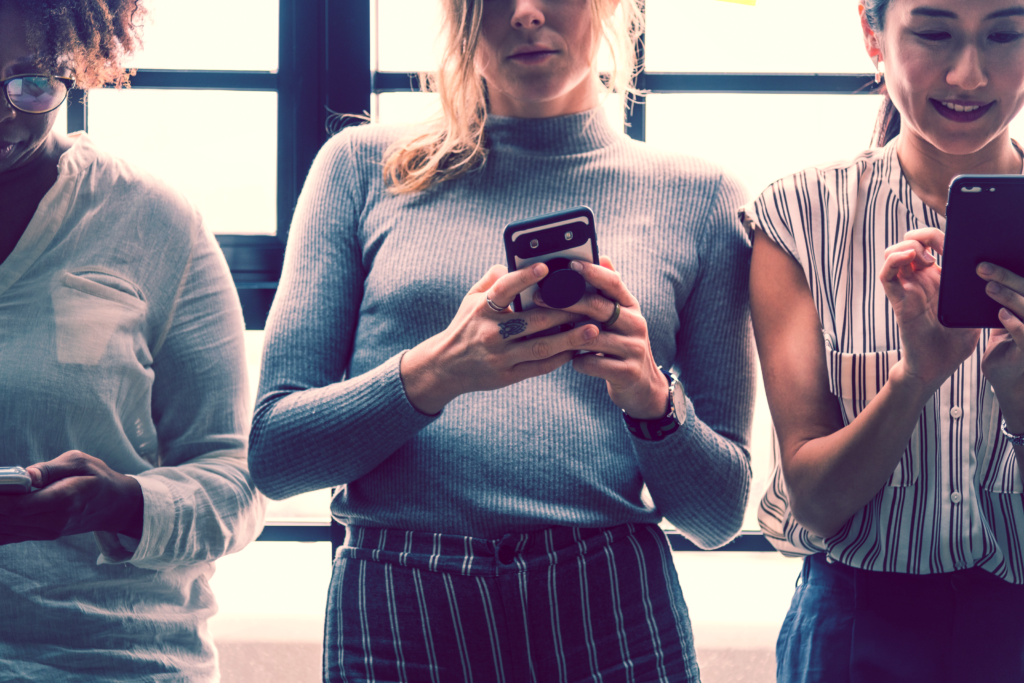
[797,555,812,588]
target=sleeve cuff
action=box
[95,474,174,566]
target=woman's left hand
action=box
[978,262,1024,431]
[0,451,144,545]
[535,256,669,419]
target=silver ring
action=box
[602,301,621,330]
[486,297,510,313]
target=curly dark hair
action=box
[6,0,147,88]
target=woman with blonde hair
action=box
[250,0,755,679]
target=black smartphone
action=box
[938,175,1024,328]
[502,206,600,313]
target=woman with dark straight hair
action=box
[744,0,1024,681]
[250,0,757,679]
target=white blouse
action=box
[741,140,1024,583]
[0,134,265,679]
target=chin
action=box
[916,120,1006,157]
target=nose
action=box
[947,43,987,92]
[511,0,545,29]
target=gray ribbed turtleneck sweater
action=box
[250,109,755,548]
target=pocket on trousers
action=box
[52,271,146,366]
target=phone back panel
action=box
[938,175,1024,328]
[503,207,599,312]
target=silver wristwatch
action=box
[1002,419,1024,447]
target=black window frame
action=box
[68,1,878,551]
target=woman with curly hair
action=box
[250,0,755,680]
[0,0,264,679]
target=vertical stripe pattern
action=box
[324,524,697,682]
[740,140,1024,583]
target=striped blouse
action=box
[740,140,1024,584]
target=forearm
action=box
[638,398,752,549]
[784,361,935,538]
[250,352,439,499]
[96,452,265,568]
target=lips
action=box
[0,140,18,162]
[508,45,557,62]
[931,99,995,123]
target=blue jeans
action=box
[777,553,1024,683]
[323,523,698,683]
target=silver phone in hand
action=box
[0,467,32,494]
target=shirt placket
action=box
[945,359,977,571]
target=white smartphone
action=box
[0,467,32,494]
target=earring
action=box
[869,49,884,84]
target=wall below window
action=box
[208,542,801,682]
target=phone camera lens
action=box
[564,231,573,240]
[530,239,539,249]
[538,257,586,309]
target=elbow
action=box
[788,492,849,540]
[247,415,290,501]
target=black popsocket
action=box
[538,258,586,309]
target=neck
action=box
[896,130,1022,216]
[487,75,601,119]
[0,132,71,259]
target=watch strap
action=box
[622,369,682,442]
[1002,419,1024,446]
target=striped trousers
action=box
[323,523,699,683]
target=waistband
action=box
[339,523,669,577]
[802,553,1024,609]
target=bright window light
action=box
[86,89,278,235]
[125,0,279,71]
[645,0,869,74]
[646,92,885,197]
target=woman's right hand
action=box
[880,228,981,393]
[399,262,597,414]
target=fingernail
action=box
[988,281,1003,294]
[978,262,995,276]
[570,261,583,272]
[583,325,598,339]
[999,308,1012,321]
[533,263,545,276]
[921,251,935,264]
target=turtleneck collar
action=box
[484,108,623,156]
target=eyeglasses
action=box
[1,74,75,115]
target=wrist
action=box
[114,476,144,539]
[400,343,455,416]
[622,369,685,441]
[887,360,943,406]
[1002,411,1024,437]
[623,374,671,421]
